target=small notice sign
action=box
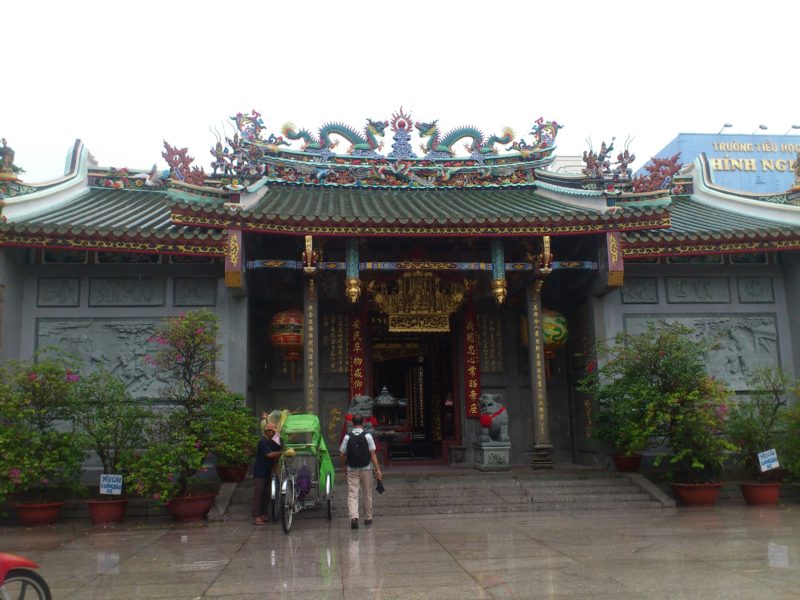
[758,449,779,472]
[99,474,123,495]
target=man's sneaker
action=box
[364,519,373,526]
[351,519,358,529]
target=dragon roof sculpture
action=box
[206,108,563,190]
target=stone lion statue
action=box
[479,393,509,444]
[345,395,375,434]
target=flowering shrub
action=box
[0,351,86,502]
[126,310,225,502]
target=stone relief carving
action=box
[666,277,730,303]
[624,314,779,391]
[37,278,80,307]
[89,278,165,306]
[737,277,774,303]
[174,278,217,306]
[621,277,658,304]
[37,318,164,397]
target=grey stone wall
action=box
[0,252,247,398]
[0,248,27,363]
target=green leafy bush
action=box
[204,392,258,466]
[75,370,150,482]
[726,367,793,479]
[581,323,735,482]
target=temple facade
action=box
[2,112,800,468]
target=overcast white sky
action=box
[5,0,799,181]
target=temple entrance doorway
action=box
[370,327,455,462]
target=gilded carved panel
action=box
[36,318,163,397]
[624,314,779,391]
[665,277,731,303]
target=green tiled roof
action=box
[171,185,669,236]
[0,188,226,255]
[623,196,800,256]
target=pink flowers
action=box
[176,354,185,363]
[27,372,38,382]
[153,493,160,500]
[65,370,79,383]
[8,468,22,484]
[194,328,204,335]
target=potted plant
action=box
[0,351,86,525]
[126,309,223,521]
[727,368,794,506]
[204,392,259,482]
[578,342,661,472]
[636,324,737,505]
[75,370,150,524]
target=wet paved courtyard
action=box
[2,507,800,599]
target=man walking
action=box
[339,414,382,529]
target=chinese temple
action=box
[2,112,800,468]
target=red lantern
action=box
[270,310,303,375]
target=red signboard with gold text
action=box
[463,298,480,418]
[349,310,367,398]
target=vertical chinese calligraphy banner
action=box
[349,309,367,399]
[463,298,481,418]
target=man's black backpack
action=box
[346,432,371,468]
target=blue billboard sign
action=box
[639,133,800,194]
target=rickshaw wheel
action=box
[281,479,294,534]
[270,475,280,522]
[326,498,332,520]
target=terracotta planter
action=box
[740,482,782,506]
[671,482,722,506]
[14,502,64,526]
[612,454,642,472]
[166,493,218,522]
[87,498,129,525]
[216,464,249,482]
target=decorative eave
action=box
[0,187,227,257]
[622,184,800,259]
[170,184,670,237]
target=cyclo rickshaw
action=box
[276,413,335,533]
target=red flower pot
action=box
[216,464,249,482]
[87,499,129,525]
[612,454,642,472]
[14,502,64,526]
[671,482,722,506]
[166,493,218,522]
[740,482,781,506]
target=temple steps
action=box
[227,468,668,519]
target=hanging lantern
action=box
[542,308,568,348]
[270,309,304,374]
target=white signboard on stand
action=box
[99,474,123,495]
[758,449,779,472]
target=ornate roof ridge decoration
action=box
[203,109,564,190]
[368,271,472,333]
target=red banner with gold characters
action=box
[349,310,367,399]
[463,298,481,418]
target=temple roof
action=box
[621,156,800,257]
[0,187,226,256]
[170,185,670,237]
[622,195,800,257]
